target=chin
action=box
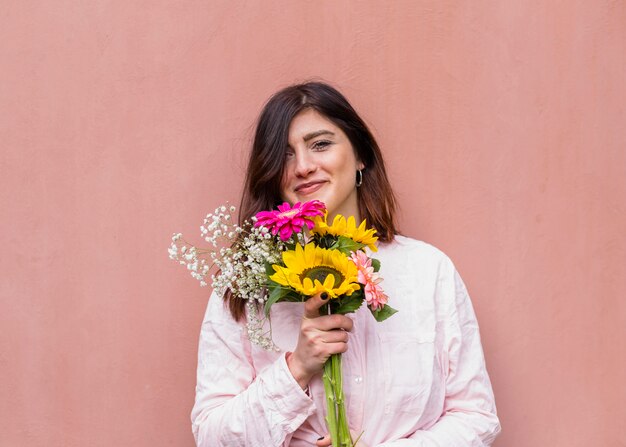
[315,197,333,212]
[296,194,329,208]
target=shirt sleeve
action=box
[378,260,501,447]
[191,291,316,447]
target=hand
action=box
[286,292,354,389]
[315,431,369,447]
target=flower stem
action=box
[322,360,338,445]
[323,353,353,447]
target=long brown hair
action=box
[227,81,398,321]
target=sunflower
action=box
[311,214,379,252]
[270,243,360,298]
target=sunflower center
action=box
[302,265,344,286]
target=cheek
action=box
[337,149,359,174]
[279,172,291,199]
[338,157,358,184]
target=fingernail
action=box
[321,292,328,300]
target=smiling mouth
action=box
[295,181,326,194]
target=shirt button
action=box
[354,376,363,384]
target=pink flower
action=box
[254,200,326,241]
[350,250,389,311]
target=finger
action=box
[322,341,349,355]
[320,329,350,344]
[303,292,330,319]
[312,314,354,332]
[315,435,332,447]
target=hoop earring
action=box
[356,169,363,188]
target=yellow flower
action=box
[312,214,379,252]
[270,243,360,298]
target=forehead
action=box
[288,109,342,142]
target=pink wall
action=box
[1,1,625,446]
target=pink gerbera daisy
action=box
[350,250,389,311]
[254,200,326,241]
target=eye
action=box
[312,140,331,150]
[284,150,295,159]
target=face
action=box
[280,109,364,220]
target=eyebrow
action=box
[302,130,335,142]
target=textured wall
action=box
[1,1,624,446]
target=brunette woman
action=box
[191,82,500,446]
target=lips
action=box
[295,180,326,195]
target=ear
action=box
[357,160,365,171]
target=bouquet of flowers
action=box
[169,200,397,447]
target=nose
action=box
[293,150,316,178]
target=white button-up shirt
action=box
[191,236,501,446]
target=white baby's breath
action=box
[168,204,284,350]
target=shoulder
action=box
[376,234,455,273]
[204,289,241,327]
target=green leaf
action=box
[284,240,297,250]
[281,291,304,303]
[371,257,381,272]
[265,261,277,276]
[333,294,364,314]
[370,304,398,322]
[315,234,338,249]
[264,282,296,317]
[330,236,365,255]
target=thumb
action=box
[315,434,332,447]
[303,292,330,319]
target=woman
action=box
[191,82,501,446]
